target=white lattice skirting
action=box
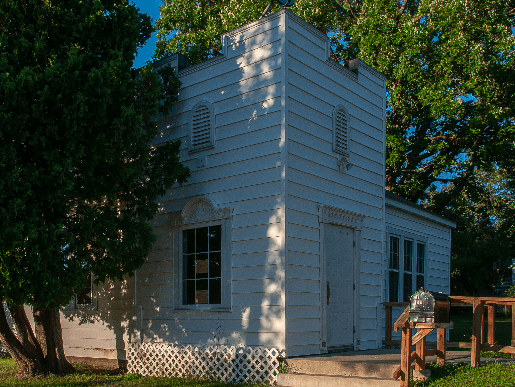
[127,343,283,384]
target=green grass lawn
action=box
[449,313,513,346]
[0,359,267,387]
[408,311,515,385]
[412,362,515,387]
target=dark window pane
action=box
[183,280,195,305]
[184,254,196,279]
[417,243,425,274]
[389,271,399,302]
[196,279,209,304]
[209,225,222,251]
[182,224,224,306]
[209,279,221,304]
[76,274,92,305]
[184,229,196,254]
[209,252,221,278]
[196,278,208,290]
[390,236,399,270]
[403,273,412,302]
[404,240,413,272]
[417,274,424,291]
[196,227,209,253]
[196,253,208,279]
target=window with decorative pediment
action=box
[332,105,350,156]
[171,196,232,311]
[190,101,214,152]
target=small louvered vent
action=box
[333,108,349,155]
[191,104,213,150]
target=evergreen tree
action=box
[0,0,189,377]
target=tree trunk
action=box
[9,306,44,361]
[0,303,75,378]
[33,307,75,375]
[0,303,43,378]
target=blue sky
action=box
[132,0,162,68]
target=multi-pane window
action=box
[416,243,425,291]
[388,234,426,302]
[76,273,93,306]
[389,236,400,302]
[66,273,94,309]
[183,225,222,305]
[403,240,413,302]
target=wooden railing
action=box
[447,296,515,365]
[383,297,515,387]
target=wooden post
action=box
[400,322,412,387]
[471,299,484,367]
[488,305,495,345]
[437,328,446,366]
[512,304,515,360]
[481,309,485,344]
[385,305,392,349]
[415,328,426,371]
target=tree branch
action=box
[412,14,424,23]
[336,0,358,19]
[399,0,409,15]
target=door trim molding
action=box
[318,205,364,352]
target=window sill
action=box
[62,305,97,311]
[173,307,232,314]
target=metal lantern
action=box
[410,289,450,324]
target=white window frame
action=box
[189,100,215,153]
[171,196,232,312]
[387,228,427,303]
[64,273,97,310]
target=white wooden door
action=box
[325,224,354,346]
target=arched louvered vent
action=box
[190,102,214,151]
[333,106,350,155]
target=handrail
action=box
[383,296,515,386]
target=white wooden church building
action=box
[59,10,454,374]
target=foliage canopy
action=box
[0,0,190,309]
[156,0,515,204]
[156,0,515,294]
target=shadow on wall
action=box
[63,19,290,365]
[61,276,134,365]
[137,25,287,351]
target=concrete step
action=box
[285,349,401,379]
[277,373,399,387]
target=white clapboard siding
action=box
[68,10,454,363]
[284,11,386,355]
[132,11,290,353]
[61,277,133,360]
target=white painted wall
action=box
[132,12,289,352]
[61,277,133,362]
[59,10,454,361]
[282,13,387,355]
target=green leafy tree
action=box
[431,165,515,295]
[0,0,189,377]
[156,0,515,294]
[156,0,515,204]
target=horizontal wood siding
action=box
[61,277,133,360]
[134,13,287,351]
[284,16,386,355]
